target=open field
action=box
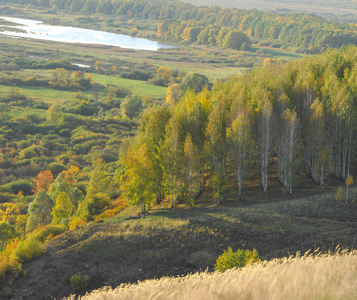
[93,75,167,98]
[0,70,167,104]
[0,85,80,103]
[68,249,357,300]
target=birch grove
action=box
[121,46,357,207]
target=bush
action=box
[215,247,259,272]
[47,162,67,176]
[32,224,67,243]
[18,148,37,160]
[9,180,33,195]
[335,187,344,202]
[12,235,44,263]
[121,95,143,119]
[86,192,111,217]
[115,86,133,98]
[0,224,66,280]
[59,128,71,137]
[149,77,166,87]
[121,70,152,81]
[70,272,90,292]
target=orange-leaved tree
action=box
[33,170,54,194]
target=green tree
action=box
[228,112,252,200]
[0,222,17,250]
[46,104,65,124]
[163,116,182,209]
[180,73,210,93]
[139,106,171,204]
[183,133,199,206]
[122,95,143,119]
[48,68,70,89]
[121,142,154,213]
[26,189,53,232]
[206,96,228,205]
[51,191,74,225]
[223,30,251,50]
[255,89,274,196]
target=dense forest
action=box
[3,0,357,53]
[121,45,357,210]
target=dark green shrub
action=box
[15,159,32,167]
[59,128,71,137]
[121,70,151,81]
[86,192,111,217]
[18,148,37,159]
[47,162,67,176]
[115,86,132,98]
[9,180,33,195]
[121,95,142,119]
[149,77,166,87]
[215,247,259,272]
[0,192,13,203]
[70,272,90,292]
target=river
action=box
[0,16,177,51]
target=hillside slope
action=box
[68,249,357,300]
[4,190,357,299]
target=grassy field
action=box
[0,85,79,103]
[93,74,167,98]
[0,72,167,104]
[68,249,357,300]
[252,47,306,61]
[5,186,357,299]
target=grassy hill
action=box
[3,187,357,299]
[67,249,357,300]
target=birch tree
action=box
[256,92,274,195]
[163,117,182,209]
[280,108,299,194]
[121,142,154,213]
[206,95,228,205]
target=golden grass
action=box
[68,248,357,300]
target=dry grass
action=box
[68,248,357,300]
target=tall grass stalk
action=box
[69,248,357,300]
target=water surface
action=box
[0,16,177,51]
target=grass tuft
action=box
[68,249,357,300]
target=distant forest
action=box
[3,0,357,53]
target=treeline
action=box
[5,0,357,52]
[121,45,357,211]
[157,22,251,50]
[0,69,92,91]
